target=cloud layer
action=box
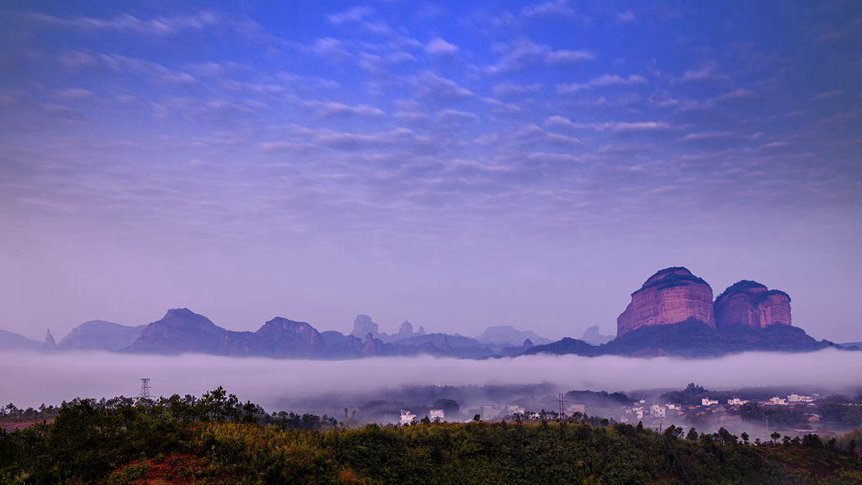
[3,350,861,410]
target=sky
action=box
[0,1,860,342]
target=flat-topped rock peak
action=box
[617,267,715,336]
[715,280,792,329]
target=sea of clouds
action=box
[2,349,861,409]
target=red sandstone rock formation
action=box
[714,280,791,329]
[361,333,385,356]
[617,267,715,336]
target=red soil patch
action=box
[0,418,52,431]
[110,453,222,484]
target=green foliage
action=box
[1,389,861,484]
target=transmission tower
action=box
[140,378,152,400]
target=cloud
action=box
[425,37,458,56]
[21,10,272,43]
[546,49,595,64]
[24,11,221,35]
[327,6,375,25]
[60,51,197,84]
[4,350,861,410]
[305,37,350,60]
[510,123,583,147]
[305,101,386,118]
[325,5,419,47]
[394,111,429,124]
[480,97,522,114]
[436,109,478,124]
[546,115,672,133]
[491,82,541,98]
[357,51,416,71]
[617,10,636,23]
[415,71,474,99]
[273,126,434,152]
[557,74,646,93]
[715,88,757,102]
[680,66,727,82]
[487,39,593,74]
[521,0,576,18]
[55,88,94,100]
[811,90,842,102]
[682,130,750,141]
[816,17,862,44]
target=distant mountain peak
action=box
[59,320,143,351]
[477,325,550,346]
[582,325,613,346]
[257,317,315,335]
[0,329,41,351]
[43,329,57,350]
[351,314,379,338]
[165,308,196,318]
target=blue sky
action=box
[1,1,861,341]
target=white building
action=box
[650,404,666,418]
[701,398,719,406]
[400,410,416,425]
[567,404,586,415]
[727,398,748,406]
[429,409,445,422]
[767,397,788,406]
[666,403,681,411]
[788,394,815,403]
[481,405,498,420]
[506,404,525,415]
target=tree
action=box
[432,398,460,415]
[770,432,781,443]
[802,434,823,448]
[740,432,749,445]
[686,428,699,442]
[664,425,682,440]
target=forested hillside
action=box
[2,389,861,484]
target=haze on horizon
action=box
[1,1,860,342]
[3,349,862,410]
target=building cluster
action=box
[399,408,446,425]
[617,392,824,433]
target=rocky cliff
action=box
[715,280,792,329]
[617,267,715,336]
[361,333,385,356]
[351,314,379,338]
[398,320,414,338]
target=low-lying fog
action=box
[2,349,861,409]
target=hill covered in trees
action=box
[2,389,861,483]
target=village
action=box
[394,390,862,441]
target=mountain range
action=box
[0,267,852,359]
